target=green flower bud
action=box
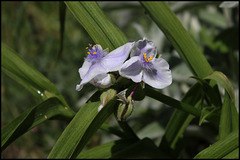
[98,89,116,112]
[117,95,134,121]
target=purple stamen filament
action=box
[130,83,140,97]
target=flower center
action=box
[143,52,153,62]
[85,44,104,63]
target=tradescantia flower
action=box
[119,38,172,89]
[76,43,134,91]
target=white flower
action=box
[76,43,134,91]
[119,38,172,89]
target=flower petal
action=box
[119,56,143,83]
[76,62,107,91]
[90,73,112,88]
[101,42,134,72]
[142,58,172,89]
[131,38,157,58]
[78,60,92,79]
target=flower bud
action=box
[98,89,116,112]
[117,95,134,121]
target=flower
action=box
[119,38,172,89]
[76,43,134,91]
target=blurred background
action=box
[1,1,239,158]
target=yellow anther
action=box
[87,52,90,54]
[148,56,153,61]
[93,52,97,54]
[86,47,88,49]
[143,52,153,62]
[90,44,92,46]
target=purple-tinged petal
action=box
[78,60,92,79]
[101,42,134,72]
[76,62,107,91]
[131,38,157,58]
[142,58,172,89]
[119,56,143,83]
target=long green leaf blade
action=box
[48,96,117,158]
[144,86,219,124]
[194,131,239,159]
[222,148,239,159]
[159,83,203,154]
[64,1,128,51]
[1,97,75,151]
[71,99,118,158]
[204,71,235,103]
[140,1,213,78]
[76,139,134,158]
[1,43,69,106]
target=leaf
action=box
[144,86,219,124]
[199,106,219,126]
[158,83,204,155]
[1,97,75,151]
[48,96,117,158]
[219,93,239,139]
[190,76,222,107]
[1,43,69,106]
[222,148,239,159]
[204,71,235,103]
[64,1,128,51]
[77,138,170,158]
[57,1,66,62]
[76,139,134,159]
[194,131,239,159]
[140,2,213,78]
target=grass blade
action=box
[159,83,203,155]
[204,71,235,103]
[64,1,128,51]
[222,148,239,159]
[57,1,66,62]
[1,97,75,151]
[76,139,134,159]
[48,93,117,158]
[144,86,219,124]
[219,93,239,139]
[1,43,69,106]
[194,131,239,159]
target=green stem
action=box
[145,86,220,124]
[117,120,140,141]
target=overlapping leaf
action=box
[1,43,69,106]
[1,97,75,151]
[64,1,128,51]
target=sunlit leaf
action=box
[1,43,69,106]
[64,1,128,51]
[48,95,117,158]
[204,71,235,103]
